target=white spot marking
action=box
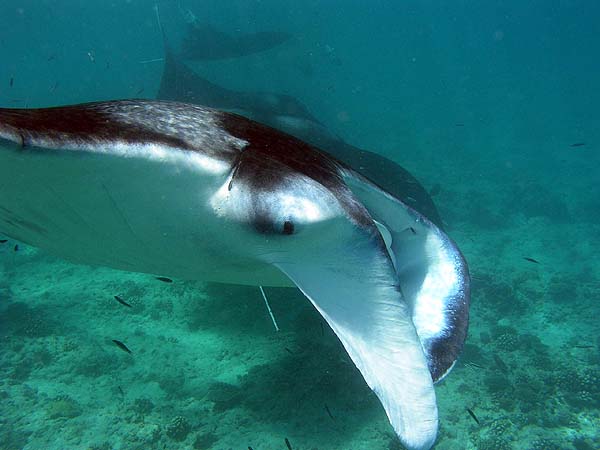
[412,231,459,339]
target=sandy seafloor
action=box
[1,1,600,449]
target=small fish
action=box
[465,362,484,369]
[50,81,59,93]
[284,347,294,355]
[248,447,254,450]
[570,142,586,147]
[14,244,19,252]
[494,355,508,373]
[47,54,56,61]
[112,339,132,354]
[155,276,173,283]
[9,77,13,87]
[523,257,539,264]
[0,239,7,244]
[87,51,95,63]
[401,226,416,235]
[455,123,465,127]
[466,407,480,425]
[285,438,293,450]
[138,58,164,64]
[118,386,124,396]
[135,87,145,95]
[114,295,132,308]
[324,404,335,420]
[320,321,324,336]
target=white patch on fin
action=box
[342,168,470,383]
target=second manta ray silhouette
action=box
[179,8,291,61]
[0,100,469,450]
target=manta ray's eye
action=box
[282,220,294,235]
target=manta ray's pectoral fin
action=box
[342,169,470,383]
[269,219,438,450]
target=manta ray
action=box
[157,39,445,228]
[0,100,469,450]
[180,15,291,61]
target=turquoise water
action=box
[1,1,599,449]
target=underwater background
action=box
[1,0,599,449]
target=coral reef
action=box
[166,416,192,441]
[46,396,82,420]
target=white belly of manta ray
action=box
[0,100,470,450]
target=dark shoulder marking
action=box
[219,112,374,229]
